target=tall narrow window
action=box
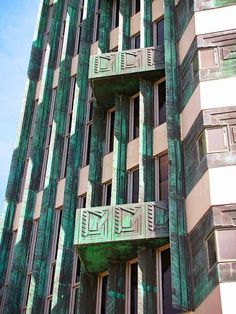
[77,194,87,209]
[128,168,139,203]
[19,100,38,201]
[60,77,76,179]
[132,0,140,15]
[74,0,84,55]
[45,208,62,313]
[154,78,166,126]
[126,259,138,314]
[155,154,168,202]
[111,0,120,29]
[93,0,101,43]
[69,252,81,314]
[39,88,57,191]
[39,5,53,79]
[153,18,164,47]
[157,247,179,314]
[129,95,139,141]
[131,33,140,49]
[105,108,115,154]
[22,220,39,312]
[102,181,112,206]
[83,88,94,166]
[55,0,68,68]
[96,271,108,314]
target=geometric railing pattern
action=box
[89,46,164,80]
[74,201,168,246]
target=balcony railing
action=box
[89,46,164,80]
[74,201,168,247]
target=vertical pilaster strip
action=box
[106,260,126,314]
[87,103,106,207]
[51,0,96,311]
[99,0,112,53]
[138,246,157,314]
[164,0,189,310]
[140,0,152,48]
[139,80,154,202]
[119,0,131,50]
[77,266,97,314]
[111,95,129,205]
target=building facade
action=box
[0,0,236,313]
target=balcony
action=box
[89,46,165,104]
[74,201,168,271]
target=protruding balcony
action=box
[74,201,169,271]
[89,46,165,103]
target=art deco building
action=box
[0,0,236,313]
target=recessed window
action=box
[154,78,166,126]
[105,108,115,154]
[55,1,68,68]
[69,252,81,313]
[126,259,138,314]
[93,0,101,42]
[102,181,112,206]
[78,194,87,208]
[74,0,84,55]
[206,232,217,269]
[197,131,207,162]
[129,94,139,141]
[83,88,94,166]
[155,154,168,202]
[111,0,120,29]
[132,0,140,15]
[153,18,164,47]
[191,52,199,79]
[96,271,109,314]
[131,33,140,49]
[128,168,139,203]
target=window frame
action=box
[130,33,140,49]
[125,258,138,314]
[74,0,84,55]
[155,152,168,202]
[96,271,109,314]
[105,107,115,155]
[131,0,140,15]
[127,167,139,204]
[69,251,81,313]
[154,77,166,127]
[93,0,101,43]
[111,0,120,30]
[129,93,140,141]
[102,181,112,206]
[153,17,164,47]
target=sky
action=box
[0,1,39,208]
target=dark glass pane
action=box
[96,13,100,41]
[159,155,168,201]
[76,258,81,282]
[130,263,138,314]
[161,249,179,314]
[135,0,140,13]
[157,19,164,46]
[133,96,139,139]
[82,196,86,208]
[109,111,115,152]
[89,101,93,122]
[50,264,56,295]
[158,81,166,125]
[207,232,217,269]
[75,26,82,54]
[74,288,79,314]
[101,275,108,314]
[115,0,120,27]
[86,124,92,165]
[134,34,140,49]
[105,183,112,206]
[132,169,139,203]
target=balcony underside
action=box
[89,46,165,104]
[74,201,169,272]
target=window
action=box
[132,0,140,15]
[93,0,101,43]
[105,108,115,154]
[111,0,120,29]
[126,259,138,314]
[154,78,166,126]
[197,131,206,162]
[206,232,217,269]
[102,181,112,206]
[157,246,179,314]
[45,208,62,313]
[96,271,109,314]
[69,252,81,313]
[55,0,68,68]
[127,168,139,203]
[155,154,168,202]
[60,77,76,178]
[131,33,140,49]
[129,94,139,141]
[39,89,57,191]
[74,0,84,55]
[191,52,199,79]
[153,18,164,46]
[77,194,87,209]
[39,5,53,79]
[83,88,94,166]
[22,220,39,312]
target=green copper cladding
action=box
[164,0,190,310]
